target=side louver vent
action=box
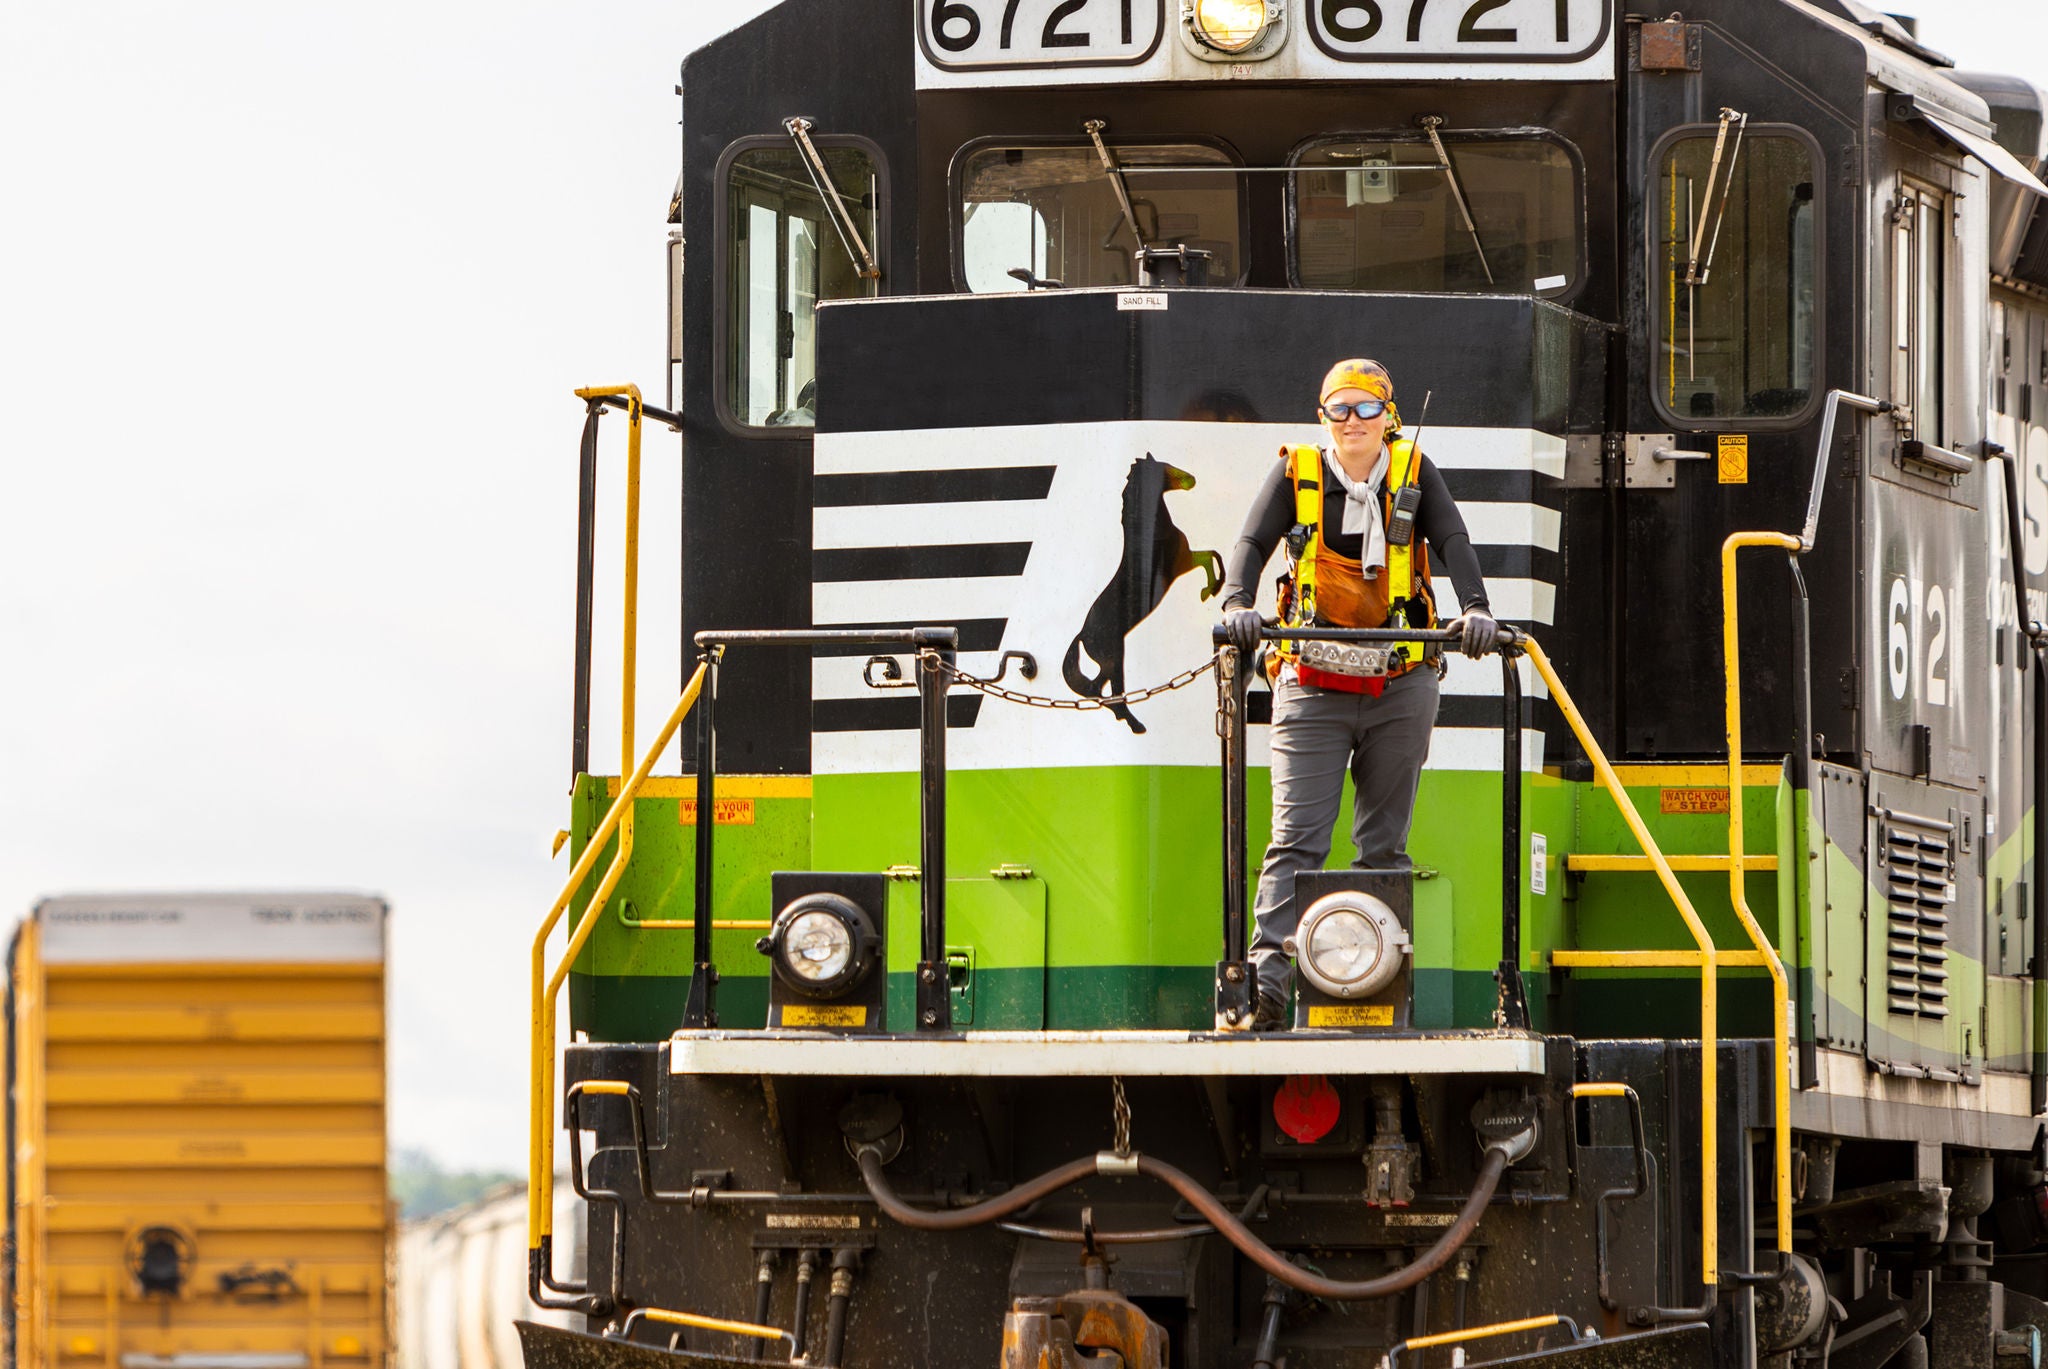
[1880,809,1955,1018]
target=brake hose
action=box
[856,1144,1511,1302]
[855,1150,1101,1232]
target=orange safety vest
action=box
[1271,440,1438,691]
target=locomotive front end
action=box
[523,0,2048,1365]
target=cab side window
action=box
[1652,129,1819,426]
[722,143,881,430]
[1892,181,1948,442]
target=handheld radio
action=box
[1385,388,1431,548]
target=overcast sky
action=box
[2,1,2044,1173]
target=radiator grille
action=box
[1880,810,1954,1018]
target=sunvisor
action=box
[1891,93,2048,198]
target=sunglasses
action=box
[1319,399,1388,422]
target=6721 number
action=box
[1320,0,1574,44]
[931,0,1137,53]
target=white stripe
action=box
[1440,653,1550,700]
[816,500,1046,549]
[816,652,1551,704]
[671,1031,1545,1077]
[1429,576,1555,624]
[820,423,1567,476]
[819,429,1066,475]
[1460,502,1562,552]
[815,655,907,700]
[1428,728,1548,773]
[1402,426,1559,476]
[813,651,1026,700]
[812,625,1553,701]
[816,728,922,772]
[814,576,1019,624]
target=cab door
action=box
[1619,21,1838,761]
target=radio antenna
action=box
[1404,389,1433,452]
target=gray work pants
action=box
[1250,664,1441,999]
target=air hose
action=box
[855,1150,1102,1232]
[855,1144,1512,1302]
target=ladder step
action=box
[1565,854,1779,873]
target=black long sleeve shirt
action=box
[1217,450,1492,617]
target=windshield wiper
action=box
[1676,106,1749,379]
[1685,107,1749,287]
[1420,116,1493,286]
[783,117,881,280]
[1083,118,1150,251]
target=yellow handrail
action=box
[572,384,646,782]
[1722,532,1798,1256]
[530,385,651,1263]
[1526,639,1725,1286]
[527,662,707,1258]
[620,1306,796,1355]
[619,918,774,930]
[575,385,645,969]
[1385,1313,1575,1368]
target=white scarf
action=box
[1324,446,1389,576]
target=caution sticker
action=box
[1660,788,1731,814]
[779,1004,866,1028]
[1306,1003,1394,1028]
[679,798,755,826]
[1717,434,1749,484]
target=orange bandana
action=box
[1318,358,1402,435]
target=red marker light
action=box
[1274,1074,1340,1144]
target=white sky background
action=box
[1,0,2044,1172]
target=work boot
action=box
[1251,984,1290,1031]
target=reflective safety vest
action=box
[1272,440,1438,685]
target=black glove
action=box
[1456,610,1499,659]
[1223,608,1265,653]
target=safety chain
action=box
[1111,1076,1133,1158]
[1213,645,1242,739]
[916,648,1219,713]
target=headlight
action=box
[1289,891,1409,999]
[786,910,854,982]
[1190,0,1271,52]
[761,893,878,999]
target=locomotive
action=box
[520,1,2048,1365]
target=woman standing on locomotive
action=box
[1219,359,1498,1029]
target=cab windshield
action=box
[959,142,1243,292]
[1290,136,1580,295]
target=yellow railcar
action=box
[8,893,392,1369]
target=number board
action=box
[1308,0,1611,65]
[919,0,1167,72]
